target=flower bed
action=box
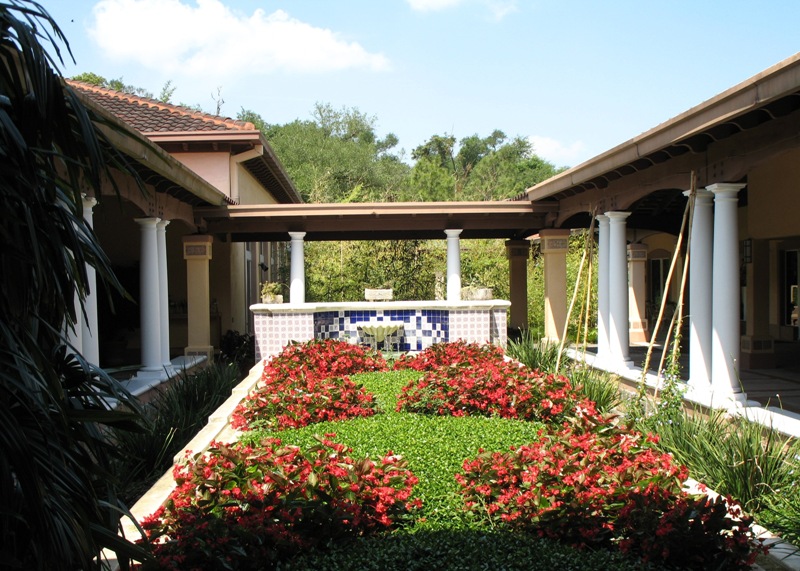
[137,340,766,570]
[395,341,601,425]
[231,339,387,431]
[457,424,764,569]
[140,436,420,570]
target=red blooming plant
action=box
[139,436,421,570]
[396,348,603,426]
[456,424,764,569]
[262,338,388,380]
[393,340,506,372]
[231,339,387,431]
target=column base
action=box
[185,345,214,362]
[629,320,649,345]
[740,336,776,369]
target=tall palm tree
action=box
[0,1,150,568]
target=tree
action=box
[1,2,149,568]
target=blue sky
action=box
[40,0,799,167]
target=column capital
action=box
[81,194,98,210]
[605,211,631,222]
[445,229,463,239]
[157,219,171,230]
[683,188,714,202]
[595,213,610,224]
[539,229,570,254]
[135,217,161,227]
[183,234,213,260]
[706,182,746,196]
[288,231,306,241]
[505,240,530,259]
[627,242,648,262]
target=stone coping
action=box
[250,299,511,314]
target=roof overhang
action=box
[149,130,302,205]
[524,52,800,232]
[72,87,230,207]
[195,201,557,242]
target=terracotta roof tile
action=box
[67,80,254,134]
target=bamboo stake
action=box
[556,215,596,372]
[640,172,695,387]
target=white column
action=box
[708,183,747,408]
[157,219,173,373]
[445,229,463,301]
[136,217,163,376]
[685,189,714,399]
[80,196,100,364]
[606,211,632,368]
[596,215,610,362]
[289,232,306,304]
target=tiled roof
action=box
[67,80,255,134]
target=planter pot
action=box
[461,287,493,300]
[261,294,283,304]
[364,288,393,301]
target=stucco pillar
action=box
[708,183,748,408]
[289,232,306,304]
[445,229,463,301]
[686,190,714,397]
[741,239,775,368]
[606,211,632,368]
[505,240,530,330]
[540,229,570,344]
[595,215,610,362]
[81,196,100,364]
[183,235,214,360]
[157,220,173,372]
[627,243,649,345]
[136,218,162,376]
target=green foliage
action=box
[506,330,566,372]
[635,409,800,515]
[306,240,443,302]
[528,231,598,340]
[111,363,242,504]
[280,529,665,571]
[1,2,153,566]
[241,103,408,204]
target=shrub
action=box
[112,362,241,503]
[456,424,764,569]
[505,330,565,372]
[393,339,505,372]
[396,346,602,426]
[140,436,421,570]
[231,339,387,431]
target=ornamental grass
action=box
[138,340,766,570]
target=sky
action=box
[39,0,800,168]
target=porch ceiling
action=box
[194,201,558,242]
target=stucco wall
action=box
[748,149,800,240]
[172,152,231,197]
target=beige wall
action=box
[172,152,231,197]
[748,149,800,240]
[235,164,278,205]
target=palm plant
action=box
[0,1,150,567]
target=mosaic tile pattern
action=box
[449,310,491,345]
[314,309,448,352]
[254,312,314,361]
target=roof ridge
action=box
[67,80,255,131]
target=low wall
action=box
[251,300,511,361]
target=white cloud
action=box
[406,0,465,11]
[528,135,588,167]
[406,0,518,19]
[88,0,390,76]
